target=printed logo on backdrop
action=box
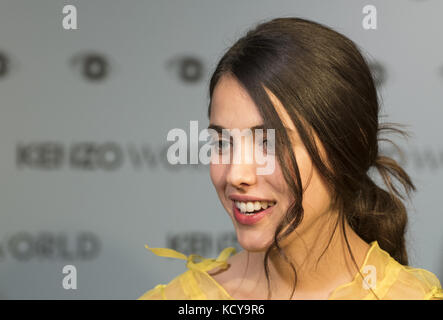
[15,142,443,172]
[382,145,443,172]
[368,61,387,88]
[166,55,205,84]
[0,49,389,93]
[0,231,100,262]
[70,52,110,82]
[16,141,206,171]
[166,231,240,257]
[0,51,9,78]
[4,48,443,90]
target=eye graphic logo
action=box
[70,52,110,81]
[368,61,386,88]
[0,51,10,78]
[166,55,204,83]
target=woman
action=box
[139,17,443,300]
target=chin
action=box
[235,228,272,252]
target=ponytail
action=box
[348,135,416,265]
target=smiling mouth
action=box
[234,200,276,215]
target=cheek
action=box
[209,163,225,191]
[270,149,314,209]
[266,161,291,202]
[302,168,332,214]
[293,151,333,219]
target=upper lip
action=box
[229,194,276,202]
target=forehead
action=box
[209,74,303,144]
[210,74,263,129]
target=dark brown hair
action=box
[207,17,415,299]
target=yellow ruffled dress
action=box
[138,241,443,300]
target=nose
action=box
[226,138,257,188]
[226,162,257,188]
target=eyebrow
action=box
[208,124,297,136]
[207,124,266,133]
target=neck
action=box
[247,212,370,299]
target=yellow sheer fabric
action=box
[138,241,443,300]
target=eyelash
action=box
[209,138,269,154]
[210,139,231,153]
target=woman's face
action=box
[209,74,333,252]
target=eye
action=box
[256,139,267,153]
[256,137,275,155]
[209,138,231,154]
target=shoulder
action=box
[137,271,193,300]
[139,245,239,300]
[352,242,443,300]
[138,268,237,300]
[379,255,443,300]
[391,264,443,300]
[138,283,167,300]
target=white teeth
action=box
[234,200,276,213]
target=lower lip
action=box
[233,202,274,226]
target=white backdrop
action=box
[0,0,442,299]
